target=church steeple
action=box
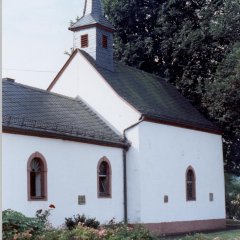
[83,0,104,16]
[69,0,114,71]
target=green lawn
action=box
[158,229,240,240]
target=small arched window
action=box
[27,152,47,201]
[97,157,111,198]
[186,167,196,201]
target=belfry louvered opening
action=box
[81,34,89,48]
[102,35,108,48]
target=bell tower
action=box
[69,0,114,71]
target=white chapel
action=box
[2,0,226,235]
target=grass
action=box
[206,229,240,239]
[158,229,240,240]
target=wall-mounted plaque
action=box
[78,195,86,205]
[164,195,169,203]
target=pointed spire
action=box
[83,0,104,17]
[69,0,114,32]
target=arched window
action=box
[97,157,111,198]
[27,152,47,201]
[186,167,196,201]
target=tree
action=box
[103,0,164,74]
[225,173,240,219]
[104,0,240,174]
[204,43,240,174]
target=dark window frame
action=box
[186,166,196,201]
[97,157,112,198]
[27,152,48,201]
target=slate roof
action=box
[2,79,126,147]
[69,0,114,31]
[69,14,114,31]
[78,50,219,133]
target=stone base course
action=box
[131,219,226,235]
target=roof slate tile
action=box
[78,50,219,132]
[2,80,126,146]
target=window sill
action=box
[28,196,47,201]
[186,198,196,202]
[98,193,111,199]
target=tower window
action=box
[81,34,88,48]
[102,35,108,48]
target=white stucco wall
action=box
[2,133,124,227]
[51,52,140,133]
[126,121,225,223]
[73,28,97,60]
[125,125,141,223]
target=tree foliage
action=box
[103,0,240,175]
[225,173,240,219]
[205,43,240,173]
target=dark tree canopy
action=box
[103,0,240,175]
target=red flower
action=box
[49,204,55,209]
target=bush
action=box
[35,226,100,240]
[35,208,54,229]
[36,224,156,240]
[3,205,55,240]
[107,224,156,240]
[3,209,155,240]
[225,173,240,220]
[2,209,44,240]
[65,214,100,230]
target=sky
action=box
[3,0,85,89]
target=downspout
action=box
[122,147,128,224]
[122,116,145,224]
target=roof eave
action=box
[3,126,129,149]
[142,115,222,135]
[68,23,114,33]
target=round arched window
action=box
[27,152,47,200]
[186,168,196,201]
[98,158,111,198]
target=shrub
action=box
[35,204,55,229]
[2,209,44,240]
[104,224,156,240]
[225,173,240,220]
[3,205,55,240]
[36,224,157,240]
[65,214,100,230]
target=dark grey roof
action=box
[78,50,219,133]
[70,14,114,31]
[2,79,126,147]
[69,0,114,31]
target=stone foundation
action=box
[132,219,226,235]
